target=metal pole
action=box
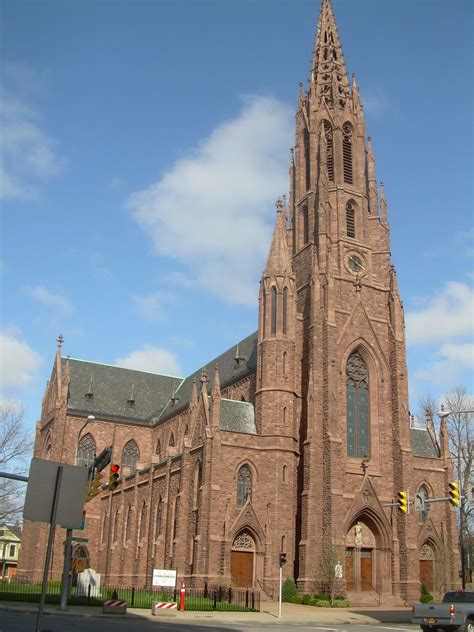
[460,494,466,590]
[278,565,282,619]
[0,471,28,482]
[59,529,73,610]
[36,465,63,632]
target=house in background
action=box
[0,524,22,578]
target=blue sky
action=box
[1,0,473,436]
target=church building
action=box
[18,0,460,605]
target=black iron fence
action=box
[0,579,260,612]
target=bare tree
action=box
[314,540,345,604]
[443,387,474,534]
[0,403,34,522]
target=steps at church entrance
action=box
[347,591,406,607]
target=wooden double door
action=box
[230,550,254,588]
[345,547,373,591]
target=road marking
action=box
[377,627,416,631]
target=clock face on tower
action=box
[346,252,367,276]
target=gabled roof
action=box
[0,524,22,540]
[156,331,258,423]
[410,428,440,459]
[62,358,181,424]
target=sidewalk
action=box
[0,599,413,625]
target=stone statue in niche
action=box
[355,523,363,546]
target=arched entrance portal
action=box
[71,545,90,586]
[419,541,435,592]
[345,521,376,592]
[230,530,255,588]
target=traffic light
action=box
[448,481,460,507]
[279,552,287,567]
[86,472,102,503]
[398,490,409,514]
[108,464,120,491]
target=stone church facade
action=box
[18,0,460,605]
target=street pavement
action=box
[0,600,416,632]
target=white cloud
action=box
[0,330,42,392]
[116,346,182,376]
[126,95,293,306]
[405,282,474,346]
[415,342,474,387]
[24,285,73,314]
[132,291,175,322]
[0,63,65,200]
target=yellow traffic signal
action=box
[448,481,460,507]
[85,471,102,503]
[398,490,409,514]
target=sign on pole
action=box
[152,569,177,588]
[23,458,89,529]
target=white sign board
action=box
[152,568,177,588]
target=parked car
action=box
[412,590,474,632]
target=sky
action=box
[1,0,473,437]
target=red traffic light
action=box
[111,464,120,474]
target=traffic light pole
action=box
[278,565,282,619]
[460,496,466,590]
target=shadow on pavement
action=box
[350,609,413,624]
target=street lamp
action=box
[436,406,474,590]
[75,415,95,466]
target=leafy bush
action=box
[302,593,312,605]
[333,598,351,607]
[313,598,331,607]
[290,595,302,604]
[282,578,299,602]
[420,583,433,603]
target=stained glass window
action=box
[271,287,277,335]
[76,433,96,468]
[237,465,252,506]
[121,439,139,473]
[346,353,370,458]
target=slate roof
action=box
[62,358,181,424]
[410,428,440,459]
[220,399,257,434]
[156,331,258,423]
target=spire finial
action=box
[311,0,350,110]
[57,334,64,349]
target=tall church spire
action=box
[264,198,292,276]
[311,0,350,109]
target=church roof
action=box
[62,330,258,427]
[220,399,257,435]
[156,330,258,422]
[62,357,180,424]
[410,428,440,459]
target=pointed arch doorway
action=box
[230,530,255,588]
[419,542,435,592]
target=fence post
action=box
[213,590,217,609]
[251,591,255,611]
[87,583,91,604]
[228,587,232,604]
[204,581,208,598]
[131,586,135,607]
[245,589,249,609]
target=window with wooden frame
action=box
[342,123,354,184]
[346,200,356,238]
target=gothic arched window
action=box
[304,127,311,190]
[155,496,163,538]
[323,120,334,182]
[112,509,119,543]
[342,123,354,184]
[346,200,356,238]
[124,505,132,544]
[173,496,180,540]
[169,432,175,447]
[76,433,96,468]
[416,486,429,524]
[139,502,147,541]
[121,439,139,473]
[303,205,309,244]
[237,465,252,507]
[346,352,370,458]
[283,287,288,334]
[271,286,277,335]
[155,439,161,460]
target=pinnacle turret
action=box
[264,198,292,277]
[311,0,350,109]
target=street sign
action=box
[23,458,88,528]
[72,537,89,543]
[152,569,177,587]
